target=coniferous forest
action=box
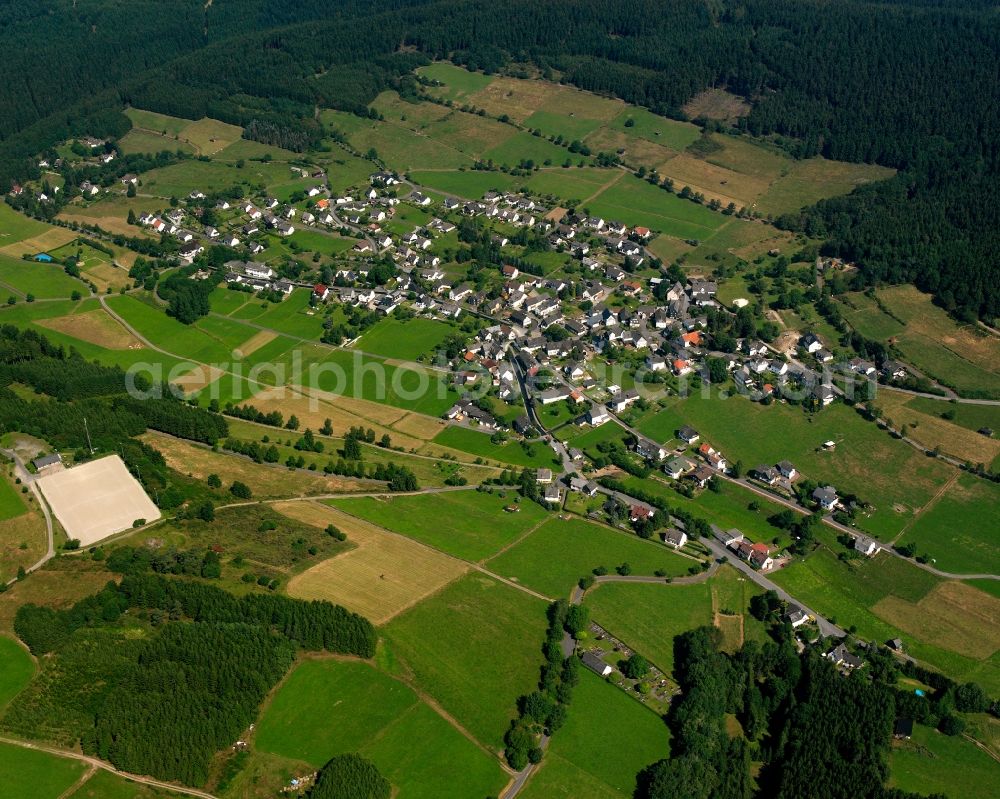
[0,1,997,317]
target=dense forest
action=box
[0,1,995,319]
[7,575,376,785]
[633,622,994,799]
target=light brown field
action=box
[236,329,277,358]
[279,501,468,624]
[703,134,791,181]
[57,213,151,239]
[37,309,141,350]
[390,411,446,441]
[141,430,371,498]
[659,152,772,207]
[682,89,751,123]
[583,127,679,171]
[880,285,1000,374]
[873,581,1000,660]
[248,387,424,450]
[468,77,622,123]
[182,118,244,155]
[298,386,410,427]
[172,364,225,392]
[716,614,744,653]
[0,561,113,634]
[0,499,45,583]
[879,390,1000,466]
[80,261,131,292]
[0,227,77,258]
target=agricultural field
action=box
[431,426,562,469]
[633,391,956,539]
[47,240,132,292]
[256,658,507,799]
[894,474,1000,575]
[584,174,724,240]
[276,501,468,624]
[486,516,692,598]
[327,489,549,562]
[382,573,548,751]
[352,317,455,361]
[771,542,1000,692]
[850,285,1000,399]
[889,723,998,799]
[0,254,87,299]
[875,390,1000,469]
[409,169,519,198]
[0,741,89,799]
[523,668,670,798]
[756,157,894,217]
[141,431,372,499]
[118,128,196,155]
[0,469,44,583]
[124,107,190,137]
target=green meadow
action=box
[382,573,548,751]
[486,517,692,598]
[252,659,509,799]
[328,489,549,561]
[432,426,562,469]
[0,742,88,799]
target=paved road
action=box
[1,448,54,585]
[702,538,846,638]
[0,736,217,798]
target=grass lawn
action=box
[585,174,724,239]
[0,637,33,711]
[583,580,714,676]
[254,659,508,799]
[889,723,998,799]
[560,420,629,457]
[432,426,562,470]
[382,573,548,751]
[105,295,234,364]
[0,742,88,799]
[483,131,581,168]
[418,63,495,101]
[525,110,604,140]
[547,668,669,795]
[125,107,191,136]
[610,108,701,152]
[0,203,54,246]
[118,128,195,156]
[353,317,454,361]
[327,489,549,562]
[408,169,519,199]
[0,254,87,299]
[895,474,1000,575]
[520,753,626,799]
[0,473,26,521]
[486,516,692,598]
[67,770,177,798]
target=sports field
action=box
[328,489,550,561]
[486,517,691,598]
[278,501,468,624]
[256,658,508,799]
[382,573,548,750]
[36,455,160,545]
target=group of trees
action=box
[8,573,378,784]
[504,599,582,769]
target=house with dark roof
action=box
[581,651,613,677]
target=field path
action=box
[578,168,625,207]
[889,470,960,546]
[0,736,218,798]
[56,764,96,799]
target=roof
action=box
[32,453,62,469]
[581,652,611,675]
[894,718,914,737]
